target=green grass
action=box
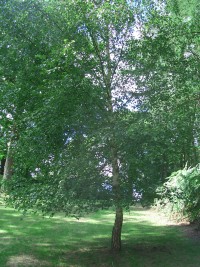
[0,199,199,267]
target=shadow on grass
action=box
[57,224,200,267]
[0,204,200,267]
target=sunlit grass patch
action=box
[7,254,52,267]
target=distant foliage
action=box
[156,164,200,224]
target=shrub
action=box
[155,164,200,224]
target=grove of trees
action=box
[0,0,199,251]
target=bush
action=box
[155,164,200,224]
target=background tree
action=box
[125,0,200,202]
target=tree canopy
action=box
[0,0,199,251]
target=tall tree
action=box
[126,0,200,180]
[1,0,155,251]
[1,0,199,252]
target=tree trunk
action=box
[3,142,13,180]
[111,206,123,251]
[90,19,124,251]
[111,144,123,251]
[0,158,6,175]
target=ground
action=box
[0,200,200,267]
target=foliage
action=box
[123,0,200,205]
[156,164,200,223]
[0,0,200,250]
[0,0,154,213]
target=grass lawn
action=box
[0,199,199,267]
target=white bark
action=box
[3,142,13,180]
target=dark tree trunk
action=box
[111,206,123,251]
[110,144,123,251]
[0,158,6,175]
